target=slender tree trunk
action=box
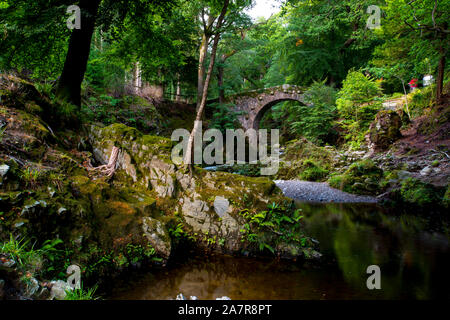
[185,0,230,166]
[56,0,101,106]
[176,74,181,102]
[197,15,216,111]
[436,47,446,102]
[401,79,411,119]
[217,60,225,104]
[197,33,210,110]
[133,62,142,94]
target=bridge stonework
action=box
[227,85,309,130]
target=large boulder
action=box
[367,110,402,151]
[88,123,319,260]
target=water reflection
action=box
[110,203,450,300]
[299,202,450,300]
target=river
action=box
[108,201,449,300]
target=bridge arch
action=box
[227,85,309,131]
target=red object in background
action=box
[408,78,418,87]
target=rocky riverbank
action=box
[0,76,321,299]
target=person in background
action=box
[408,78,418,92]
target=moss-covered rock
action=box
[276,138,335,181]
[88,123,318,260]
[399,178,445,207]
[0,73,78,129]
[367,110,402,151]
[328,159,383,195]
[298,160,329,182]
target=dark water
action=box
[110,203,450,300]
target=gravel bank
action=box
[274,180,378,203]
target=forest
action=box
[0,0,449,302]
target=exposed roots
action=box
[86,146,120,179]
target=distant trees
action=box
[0,0,175,106]
[0,0,448,112]
[370,0,449,101]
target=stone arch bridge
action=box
[225,85,310,130]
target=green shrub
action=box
[0,235,38,267]
[208,102,242,133]
[337,71,383,119]
[328,174,348,190]
[327,159,383,195]
[400,178,443,207]
[336,71,383,149]
[299,159,329,181]
[65,283,99,300]
[409,85,435,117]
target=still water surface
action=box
[110,203,450,300]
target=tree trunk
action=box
[217,60,225,104]
[401,79,411,119]
[197,33,210,110]
[197,15,216,111]
[185,0,230,166]
[436,47,446,102]
[176,75,181,102]
[133,62,142,94]
[56,0,101,106]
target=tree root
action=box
[86,146,120,179]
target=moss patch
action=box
[276,138,335,180]
[399,178,445,207]
[328,159,383,195]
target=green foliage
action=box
[0,1,69,79]
[81,94,160,133]
[304,80,337,107]
[208,102,242,133]
[409,85,435,117]
[336,70,383,149]
[65,283,99,300]
[0,234,37,267]
[168,222,185,239]
[328,159,383,195]
[20,167,42,188]
[276,138,335,180]
[262,0,383,86]
[260,81,338,144]
[337,71,382,118]
[0,234,70,279]
[124,243,156,264]
[370,0,449,92]
[299,159,329,182]
[286,81,338,144]
[34,81,55,99]
[399,178,444,207]
[239,202,308,255]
